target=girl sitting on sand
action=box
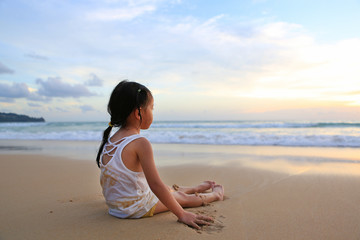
[96,80,224,229]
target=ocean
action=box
[0,120,359,148]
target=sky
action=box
[0,0,360,122]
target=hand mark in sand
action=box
[193,207,225,234]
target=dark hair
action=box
[96,80,152,167]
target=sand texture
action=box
[1,144,360,240]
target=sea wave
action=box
[151,121,360,129]
[0,121,359,147]
[1,121,359,129]
[144,132,360,147]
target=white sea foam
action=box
[0,121,359,147]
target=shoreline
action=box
[1,139,360,175]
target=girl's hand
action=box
[178,211,214,230]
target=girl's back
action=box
[102,130,142,172]
[99,133,158,219]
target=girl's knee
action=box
[173,191,188,204]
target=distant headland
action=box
[0,112,45,123]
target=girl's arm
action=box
[136,138,212,229]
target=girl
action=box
[96,80,224,229]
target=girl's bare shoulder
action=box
[134,136,152,148]
[129,136,153,157]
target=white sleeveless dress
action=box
[99,134,158,218]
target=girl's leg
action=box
[172,181,215,194]
[154,185,224,215]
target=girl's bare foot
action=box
[212,184,225,201]
[172,181,216,194]
[195,181,216,193]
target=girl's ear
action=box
[133,108,141,120]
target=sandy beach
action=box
[1,140,360,239]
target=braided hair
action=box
[96,80,152,168]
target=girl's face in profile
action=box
[140,95,154,130]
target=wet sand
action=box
[1,141,360,239]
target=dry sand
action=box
[1,143,360,240]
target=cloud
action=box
[0,77,98,103]
[85,0,178,21]
[28,102,42,107]
[0,82,49,102]
[79,104,95,112]
[0,82,30,98]
[87,5,155,21]
[27,94,49,102]
[36,77,96,98]
[0,62,14,74]
[86,73,104,86]
[348,91,360,95]
[140,18,309,89]
[150,17,358,99]
[0,97,15,103]
[25,53,49,60]
[55,107,69,113]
